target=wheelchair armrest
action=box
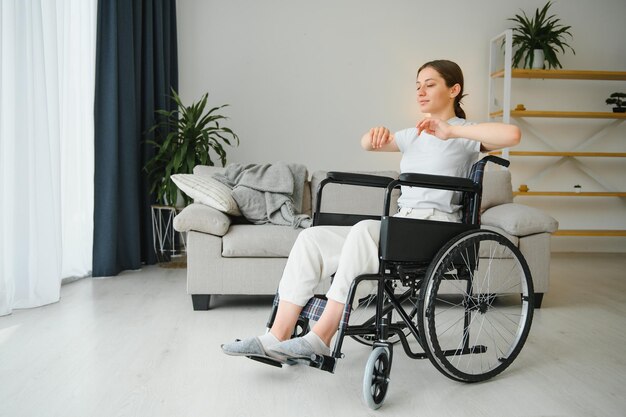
[326,171,395,188]
[397,172,478,193]
[313,172,396,227]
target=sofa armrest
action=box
[481,203,558,237]
[173,203,231,237]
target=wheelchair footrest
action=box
[309,354,337,373]
[247,355,285,368]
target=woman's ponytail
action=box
[454,99,466,119]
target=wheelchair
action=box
[258,155,534,409]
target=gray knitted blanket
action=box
[213,162,312,228]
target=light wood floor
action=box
[1,253,625,417]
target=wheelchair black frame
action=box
[272,156,512,373]
[317,156,509,373]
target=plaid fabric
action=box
[462,159,487,224]
[469,160,485,183]
[271,293,352,327]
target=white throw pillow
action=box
[171,174,241,216]
[481,203,558,236]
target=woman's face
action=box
[416,67,459,116]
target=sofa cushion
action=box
[311,170,400,216]
[171,174,241,216]
[482,203,559,236]
[173,203,231,236]
[481,170,513,212]
[222,224,303,257]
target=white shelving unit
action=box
[487,30,626,237]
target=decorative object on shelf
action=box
[508,1,575,69]
[515,104,526,111]
[574,184,581,193]
[144,88,240,206]
[151,204,186,267]
[519,184,529,192]
[606,92,626,113]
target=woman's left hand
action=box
[416,118,452,140]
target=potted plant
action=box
[606,92,626,113]
[508,1,575,69]
[144,89,239,206]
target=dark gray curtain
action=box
[93,0,178,276]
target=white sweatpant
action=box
[278,208,460,306]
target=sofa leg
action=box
[192,294,211,311]
[534,293,544,309]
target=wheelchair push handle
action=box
[479,155,510,168]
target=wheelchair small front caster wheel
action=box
[362,347,391,409]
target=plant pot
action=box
[163,188,186,208]
[612,107,626,113]
[531,49,545,69]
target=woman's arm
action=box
[417,119,521,151]
[361,126,400,152]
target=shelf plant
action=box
[508,1,575,69]
[144,89,239,206]
[605,92,626,113]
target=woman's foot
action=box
[221,332,284,361]
[267,332,330,361]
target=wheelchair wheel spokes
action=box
[418,230,534,383]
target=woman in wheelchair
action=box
[222,60,528,406]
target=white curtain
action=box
[0,0,96,316]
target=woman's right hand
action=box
[369,126,391,149]
[361,126,399,152]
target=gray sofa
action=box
[174,165,558,310]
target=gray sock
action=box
[303,331,330,354]
[267,333,330,360]
[258,331,280,350]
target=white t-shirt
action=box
[394,117,481,214]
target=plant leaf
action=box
[507,1,574,69]
[143,88,240,204]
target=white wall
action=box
[177,0,626,251]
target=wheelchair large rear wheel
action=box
[418,229,534,383]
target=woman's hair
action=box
[417,60,466,119]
